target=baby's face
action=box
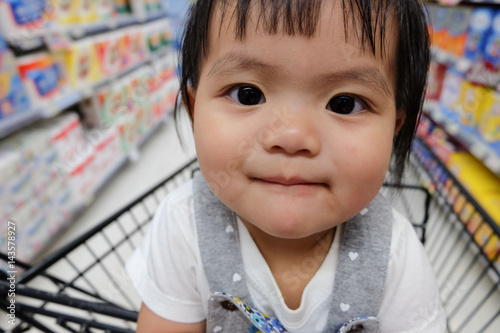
[191,1,401,240]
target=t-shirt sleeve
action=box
[378,209,447,333]
[125,182,207,323]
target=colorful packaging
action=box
[130,28,147,64]
[54,39,99,89]
[456,81,488,128]
[464,8,495,62]
[75,0,98,24]
[97,0,116,21]
[471,194,500,261]
[426,62,447,102]
[0,49,31,120]
[17,53,61,107]
[117,29,133,71]
[114,0,131,14]
[439,68,464,124]
[444,7,473,56]
[52,0,75,26]
[0,0,46,33]
[447,151,500,197]
[95,32,121,77]
[484,10,500,68]
[478,89,500,144]
[429,6,450,50]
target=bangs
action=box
[207,0,395,58]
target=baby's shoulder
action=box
[151,178,197,237]
[163,178,195,207]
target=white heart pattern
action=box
[225,225,234,233]
[213,326,222,332]
[349,252,359,261]
[340,303,350,312]
[360,208,369,216]
[233,273,242,282]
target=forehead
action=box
[203,0,398,91]
[206,0,398,60]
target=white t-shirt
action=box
[126,179,447,332]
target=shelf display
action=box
[414,1,500,289]
[0,0,177,262]
[425,2,500,176]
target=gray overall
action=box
[193,173,392,333]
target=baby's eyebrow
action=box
[319,68,393,99]
[207,52,282,79]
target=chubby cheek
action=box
[193,111,249,200]
[336,131,393,213]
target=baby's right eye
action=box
[227,85,265,106]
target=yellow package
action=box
[53,0,98,25]
[53,40,99,89]
[52,0,78,25]
[447,152,500,197]
[457,81,488,127]
[478,89,500,143]
[477,192,500,224]
[473,221,499,262]
[75,0,98,24]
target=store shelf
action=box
[412,139,500,281]
[0,108,42,140]
[0,48,171,140]
[2,12,168,42]
[424,101,500,175]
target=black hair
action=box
[175,0,430,185]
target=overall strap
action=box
[193,172,253,305]
[325,194,393,332]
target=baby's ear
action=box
[184,86,197,122]
[394,111,405,136]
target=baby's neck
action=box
[243,224,336,310]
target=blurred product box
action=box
[429,6,450,50]
[17,53,62,109]
[472,193,500,262]
[478,89,500,147]
[53,39,100,89]
[114,0,132,14]
[464,8,495,62]
[484,10,500,68]
[0,0,46,33]
[439,68,465,124]
[426,62,447,102]
[456,81,489,128]
[444,7,473,57]
[95,32,122,77]
[0,39,31,121]
[144,19,172,54]
[447,151,500,198]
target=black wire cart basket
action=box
[1,154,499,332]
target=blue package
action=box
[0,51,31,120]
[438,68,464,125]
[4,0,45,26]
[464,8,495,62]
[0,34,7,53]
[483,10,500,68]
[26,64,59,98]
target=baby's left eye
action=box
[227,86,265,106]
[326,95,366,115]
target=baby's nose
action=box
[261,114,321,156]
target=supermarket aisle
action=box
[39,116,196,260]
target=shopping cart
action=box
[0,156,498,332]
